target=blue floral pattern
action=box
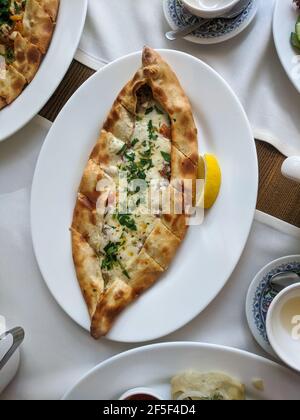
[252,261,300,344]
[165,0,255,39]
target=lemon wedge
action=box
[198,154,222,209]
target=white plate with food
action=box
[31,48,258,343]
[0,0,88,142]
[63,342,300,400]
[273,0,300,93]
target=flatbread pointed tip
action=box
[0,0,59,109]
[91,279,136,339]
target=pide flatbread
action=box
[0,0,59,109]
[72,47,199,339]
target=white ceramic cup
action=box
[0,327,24,394]
[182,0,240,18]
[281,156,300,183]
[266,284,300,372]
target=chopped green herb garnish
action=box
[121,159,146,183]
[121,267,130,279]
[124,151,135,162]
[101,242,120,271]
[154,105,164,115]
[145,106,154,115]
[131,138,139,147]
[161,151,171,164]
[101,241,131,278]
[117,143,128,156]
[148,120,158,141]
[117,258,131,279]
[14,2,22,14]
[0,0,10,26]
[140,158,153,170]
[140,148,152,158]
[117,213,137,231]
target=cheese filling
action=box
[98,97,172,282]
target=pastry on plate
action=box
[0,0,59,109]
[71,47,199,338]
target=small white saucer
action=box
[246,255,300,358]
[163,0,258,45]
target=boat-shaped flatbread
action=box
[71,47,199,339]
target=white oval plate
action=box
[273,0,300,93]
[31,49,258,343]
[63,342,300,400]
[0,0,88,142]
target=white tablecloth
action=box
[0,118,299,400]
[76,0,300,157]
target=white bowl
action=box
[282,156,300,184]
[182,0,240,18]
[266,284,300,372]
[119,387,163,400]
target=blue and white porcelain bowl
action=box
[163,0,258,44]
[246,256,300,358]
[182,0,240,19]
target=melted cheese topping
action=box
[99,212,156,279]
[147,134,171,181]
[133,105,170,145]
[98,99,171,283]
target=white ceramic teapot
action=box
[282,156,300,183]
[0,327,24,394]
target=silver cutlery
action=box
[165,0,251,41]
[270,272,300,293]
[0,327,24,371]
